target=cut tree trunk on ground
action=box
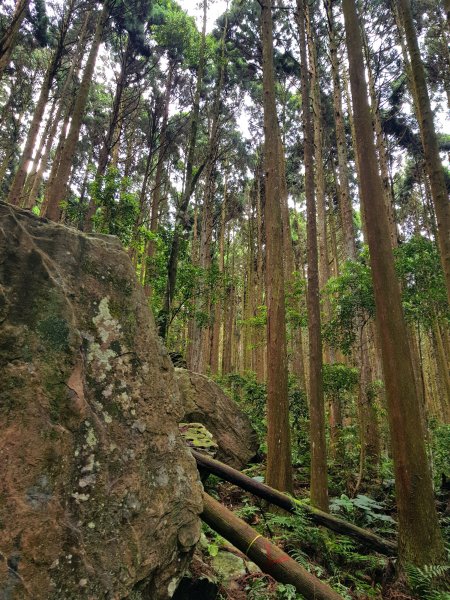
[202,492,344,600]
[193,450,397,556]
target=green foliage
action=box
[288,385,310,466]
[323,248,374,354]
[429,420,450,487]
[150,0,201,64]
[330,494,396,530]
[89,168,139,245]
[405,562,450,600]
[286,273,307,328]
[324,239,449,355]
[322,363,359,397]
[217,371,268,447]
[263,505,385,598]
[394,236,449,326]
[243,576,302,599]
[240,304,267,329]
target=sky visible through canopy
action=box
[178,0,229,32]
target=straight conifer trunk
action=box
[159,0,207,339]
[45,5,109,221]
[396,0,450,304]
[261,0,293,493]
[7,0,75,206]
[296,0,329,511]
[342,0,445,567]
[0,0,29,80]
[324,0,356,260]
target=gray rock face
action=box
[175,368,259,469]
[0,202,203,599]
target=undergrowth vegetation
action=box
[204,371,450,599]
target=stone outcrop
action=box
[175,368,258,469]
[0,202,203,599]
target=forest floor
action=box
[175,460,450,600]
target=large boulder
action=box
[0,202,203,600]
[175,369,258,469]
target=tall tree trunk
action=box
[255,173,267,383]
[191,15,228,372]
[7,0,75,206]
[277,135,306,388]
[261,0,293,493]
[396,0,450,303]
[222,228,235,375]
[0,0,29,80]
[145,60,175,295]
[159,0,207,339]
[362,30,398,249]
[45,4,109,221]
[210,176,227,374]
[40,96,74,216]
[22,95,57,208]
[342,0,445,567]
[296,0,329,511]
[84,37,133,230]
[325,0,357,260]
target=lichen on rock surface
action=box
[0,202,203,599]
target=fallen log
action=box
[202,491,344,600]
[192,449,397,556]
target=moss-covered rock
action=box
[175,368,259,469]
[0,202,203,599]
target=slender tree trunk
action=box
[7,1,75,206]
[362,30,398,249]
[210,176,227,374]
[0,0,30,80]
[433,320,450,421]
[325,0,357,260]
[45,4,109,221]
[396,0,450,304]
[145,60,175,295]
[40,97,74,216]
[255,173,267,383]
[22,95,57,208]
[342,0,445,567]
[191,18,228,372]
[222,229,235,374]
[159,0,207,339]
[296,0,329,511]
[84,38,133,230]
[277,134,306,388]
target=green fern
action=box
[405,562,450,599]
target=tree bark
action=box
[7,0,76,206]
[45,4,109,221]
[0,0,30,80]
[342,0,445,567]
[222,229,235,374]
[296,0,329,511]
[396,0,450,304]
[210,175,227,374]
[159,0,207,339]
[145,60,175,295]
[324,0,357,260]
[261,0,293,494]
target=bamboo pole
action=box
[202,492,344,600]
[193,450,397,556]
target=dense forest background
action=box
[0,0,449,597]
